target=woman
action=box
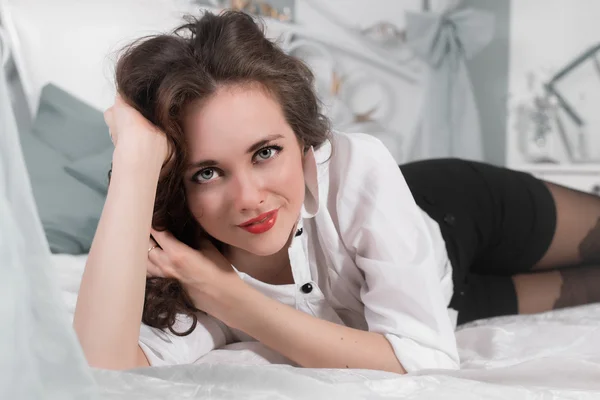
[73,11,600,373]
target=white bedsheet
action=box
[52,253,600,399]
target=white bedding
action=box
[52,253,600,399]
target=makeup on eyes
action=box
[190,144,284,184]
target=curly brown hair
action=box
[112,10,330,336]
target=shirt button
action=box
[295,227,303,237]
[300,283,313,294]
[443,213,456,226]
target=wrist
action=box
[113,134,168,169]
[112,143,165,175]
[194,279,256,328]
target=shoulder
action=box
[313,131,416,233]
[327,130,394,164]
[318,131,403,191]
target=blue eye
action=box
[254,145,282,162]
[193,168,219,183]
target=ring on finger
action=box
[148,245,159,254]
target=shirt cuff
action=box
[138,313,231,367]
[384,333,460,372]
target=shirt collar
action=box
[301,139,331,219]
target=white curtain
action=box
[0,63,98,399]
[404,7,494,162]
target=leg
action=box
[513,266,600,314]
[449,164,600,323]
[532,181,600,269]
[512,181,600,313]
[402,160,600,322]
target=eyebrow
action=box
[187,134,284,170]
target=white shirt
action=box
[139,131,460,372]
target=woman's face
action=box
[182,85,306,256]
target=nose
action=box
[231,171,265,212]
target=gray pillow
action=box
[64,145,114,195]
[20,131,105,254]
[32,84,112,161]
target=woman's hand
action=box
[76,95,171,370]
[145,233,406,374]
[104,94,170,165]
[146,229,245,318]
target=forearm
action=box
[73,150,162,369]
[215,285,406,374]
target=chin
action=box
[243,239,287,256]
[238,228,291,256]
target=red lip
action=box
[238,209,278,234]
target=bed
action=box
[2,0,600,398]
[51,253,600,398]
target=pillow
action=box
[64,145,114,195]
[20,131,105,254]
[32,84,112,161]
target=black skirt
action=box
[400,158,557,325]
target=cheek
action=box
[184,186,226,227]
[272,153,305,206]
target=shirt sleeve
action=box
[138,312,232,366]
[334,133,460,372]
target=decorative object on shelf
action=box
[361,21,406,47]
[285,37,400,158]
[512,83,561,164]
[193,0,295,22]
[333,69,395,127]
[545,43,600,163]
[304,0,424,67]
[331,69,402,160]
